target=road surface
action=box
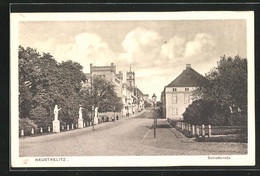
[19,109,247,156]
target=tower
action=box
[126,66,135,87]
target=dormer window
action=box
[173,88,177,91]
[185,88,189,91]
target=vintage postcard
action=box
[10,11,255,167]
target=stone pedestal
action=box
[52,120,60,133]
[78,119,84,129]
[94,117,98,125]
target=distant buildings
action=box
[161,64,205,120]
[84,63,147,116]
[90,63,123,97]
[143,94,149,101]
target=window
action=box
[172,108,178,115]
[172,94,177,104]
[184,94,190,104]
[185,88,189,91]
[173,88,177,91]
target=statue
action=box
[54,104,61,121]
[94,107,99,125]
[79,107,83,119]
[78,106,84,129]
[53,104,61,133]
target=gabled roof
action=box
[166,67,205,87]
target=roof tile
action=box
[166,67,205,87]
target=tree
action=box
[191,55,247,126]
[19,46,86,127]
[19,46,40,118]
[79,76,123,114]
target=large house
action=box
[90,63,123,97]
[161,64,205,120]
[83,63,147,116]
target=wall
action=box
[165,87,195,120]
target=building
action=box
[82,63,124,114]
[122,83,135,116]
[83,64,147,117]
[126,67,135,87]
[125,67,146,113]
[162,64,205,120]
[143,94,149,101]
[90,63,123,97]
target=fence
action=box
[19,117,112,137]
[175,121,247,138]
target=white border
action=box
[10,11,255,167]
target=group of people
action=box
[100,115,119,123]
[111,115,119,121]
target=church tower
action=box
[126,66,135,87]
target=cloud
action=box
[119,27,162,66]
[48,32,116,72]
[32,38,57,55]
[184,33,215,57]
[160,35,186,59]
[74,33,108,51]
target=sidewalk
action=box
[19,109,148,141]
[139,119,247,155]
[142,119,194,142]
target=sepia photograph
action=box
[10,11,255,167]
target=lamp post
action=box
[152,93,157,138]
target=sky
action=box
[19,20,247,99]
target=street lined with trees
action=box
[20,109,246,156]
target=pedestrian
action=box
[112,116,114,121]
[116,115,119,120]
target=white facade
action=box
[165,87,195,120]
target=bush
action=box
[19,118,38,136]
[228,113,247,126]
[183,99,230,126]
[29,106,51,127]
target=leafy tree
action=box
[80,76,123,114]
[191,55,247,126]
[19,46,86,127]
[29,106,49,127]
[19,46,41,118]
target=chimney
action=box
[186,64,191,68]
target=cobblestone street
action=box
[19,109,247,157]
